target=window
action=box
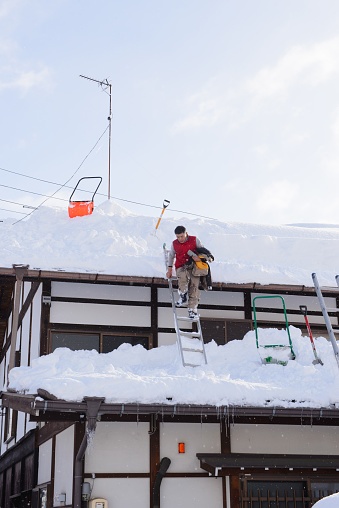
[102,335,149,352]
[311,482,339,499]
[201,319,252,345]
[51,333,99,352]
[245,480,307,508]
[51,331,150,353]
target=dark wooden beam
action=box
[149,414,160,508]
[0,281,40,362]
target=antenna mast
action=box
[80,74,112,200]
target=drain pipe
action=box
[152,457,171,508]
[74,397,104,508]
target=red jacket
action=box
[173,236,197,269]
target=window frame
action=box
[48,328,152,354]
[200,317,253,345]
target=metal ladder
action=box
[163,244,208,367]
[312,273,339,368]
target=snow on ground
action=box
[8,327,339,407]
[313,493,339,507]
[1,200,339,287]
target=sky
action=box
[1,0,339,225]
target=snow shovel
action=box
[68,176,102,218]
[153,199,170,234]
[299,305,323,365]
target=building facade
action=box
[0,265,339,508]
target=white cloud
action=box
[172,36,339,133]
[0,67,53,93]
[254,144,268,155]
[247,37,339,102]
[319,107,339,176]
[256,181,299,213]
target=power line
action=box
[0,161,228,223]
[0,197,37,209]
[0,183,68,201]
[0,207,26,215]
[0,164,225,221]
[12,124,109,225]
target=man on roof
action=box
[166,225,214,319]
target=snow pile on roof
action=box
[8,327,339,408]
[1,200,339,286]
[313,493,339,507]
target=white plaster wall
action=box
[30,285,42,362]
[252,293,335,312]
[253,311,331,326]
[161,477,223,508]
[158,307,243,329]
[158,332,177,346]
[4,349,10,390]
[16,411,26,442]
[25,419,38,433]
[51,281,151,302]
[231,424,339,455]
[198,308,244,320]
[50,301,151,327]
[0,353,5,391]
[38,439,52,485]
[7,310,12,336]
[53,426,74,507]
[84,422,149,473]
[160,422,220,473]
[158,287,244,306]
[0,405,5,455]
[20,282,32,368]
[90,478,149,507]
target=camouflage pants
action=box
[176,265,200,311]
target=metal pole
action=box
[108,82,112,200]
[80,74,112,200]
[312,272,339,368]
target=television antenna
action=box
[80,74,112,200]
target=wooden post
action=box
[7,265,28,382]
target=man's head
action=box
[174,225,187,243]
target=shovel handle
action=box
[299,305,307,317]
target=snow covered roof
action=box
[1,200,339,287]
[3,202,339,409]
[7,327,339,409]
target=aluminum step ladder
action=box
[163,244,208,367]
[312,273,339,368]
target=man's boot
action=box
[175,291,188,307]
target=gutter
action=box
[74,397,104,508]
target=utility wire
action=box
[0,183,67,202]
[0,207,26,215]
[0,164,225,222]
[0,197,37,209]
[12,125,109,225]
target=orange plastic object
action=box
[68,201,94,218]
[178,443,185,454]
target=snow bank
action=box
[8,327,339,407]
[1,201,339,286]
[313,493,339,507]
